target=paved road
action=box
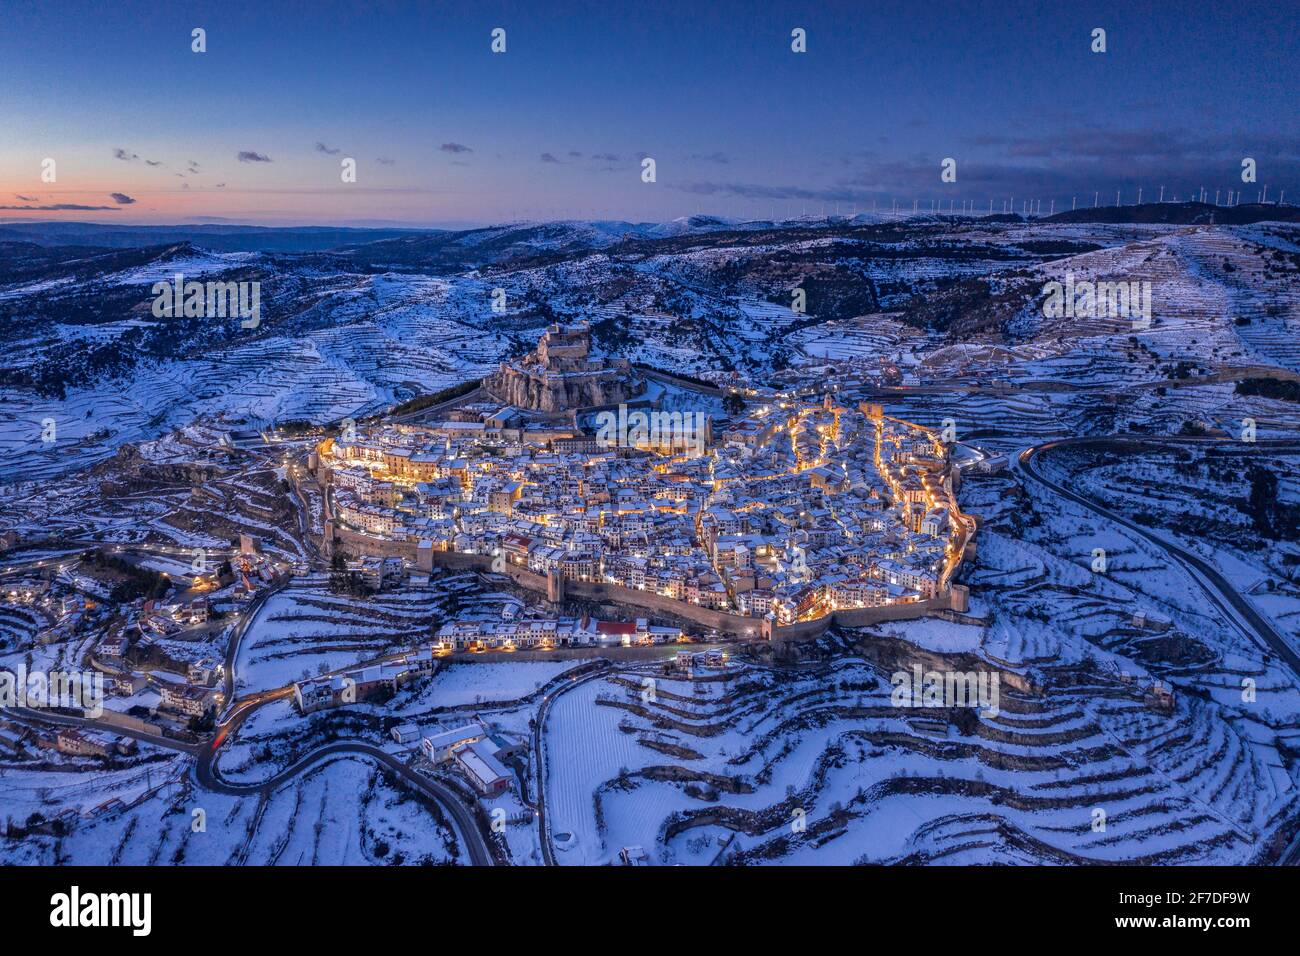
[1,540,239,578]
[1018,434,1300,866]
[1276,825,1300,866]
[67,540,239,560]
[285,464,324,563]
[531,662,614,866]
[12,663,495,865]
[204,636,496,865]
[197,736,494,866]
[1017,434,1300,678]
[388,385,487,424]
[854,367,1300,399]
[8,706,201,756]
[640,368,725,398]
[220,580,286,703]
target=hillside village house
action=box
[159,683,222,718]
[433,615,682,652]
[293,662,413,714]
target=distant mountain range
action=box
[1,206,1297,483]
[0,221,439,253]
[4,203,1295,255]
[1046,201,1300,226]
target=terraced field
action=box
[5,752,468,866]
[538,455,1300,866]
[542,650,1286,865]
[0,601,49,653]
[233,575,447,693]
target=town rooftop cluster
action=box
[322,367,968,627]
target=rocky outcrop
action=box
[485,362,642,412]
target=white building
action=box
[421,723,486,763]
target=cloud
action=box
[13,194,38,202]
[689,152,730,164]
[315,141,342,155]
[540,152,561,163]
[109,192,136,204]
[0,203,119,211]
[237,150,272,163]
[215,182,227,188]
[665,128,1300,209]
[568,150,584,158]
[187,160,201,172]
[591,152,619,162]
[114,147,164,167]
[440,142,472,154]
[841,128,1300,197]
[376,156,396,165]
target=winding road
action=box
[530,660,619,866]
[14,659,496,865]
[197,736,493,866]
[1017,434,1300,865]
[1016,434,1300,677]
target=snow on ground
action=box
[233,582,441,693]
[542,653,1291,866]
[413,659,589,708]
[3,753,466,865]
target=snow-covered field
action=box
[233,580,445,693]
[4,753,468,866]
[4,214,1300,867]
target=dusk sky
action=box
[2,0,1296,226]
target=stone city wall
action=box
[328,523,956,641]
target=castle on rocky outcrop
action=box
[485,322,642,412]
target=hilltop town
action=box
[318,323,973,641]
[2,214,1298,872]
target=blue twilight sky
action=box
[1,0,1296,226]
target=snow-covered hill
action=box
[2,215,1298,481]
